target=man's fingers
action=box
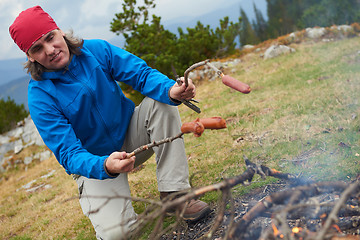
[106,152,136,174]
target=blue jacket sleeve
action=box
[84,39,179,106]
[28,83,111,180]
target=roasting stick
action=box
[127,132,184,158]
[184,59,251,94]
[176,59,252,113]
[127,117,227,157]
[171,65,201,113]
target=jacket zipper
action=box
[66,70,118,151]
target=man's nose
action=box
[44,43,55,55]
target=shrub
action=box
[0,97,28,134]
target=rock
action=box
[226,59,241,68]
[306,27,327,39]
[243,44,254,49]
[8,127,24,139]
[263,45,296,60]
[24,156,33,165]
[14,139,23,154]
[18,170,55,192]
[41,169,56,179]
[0,142,15,155]
[210,61,222,70]
[40,151,51,162]
[0,135,10,145]
[286,32,303,43]
[333,25,353,33]
[23,116,44,146]
[188,70,200,81]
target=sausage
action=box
[181,121,205,137]
[181,117,227,137]
[221,75,251,94]
[196,117,227,129]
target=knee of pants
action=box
[143,97,180,118]
[98,222,135,240]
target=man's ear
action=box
[59,29,65,37]
[26,53,35,63]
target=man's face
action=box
[27,29,70,70]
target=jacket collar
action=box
[41,53,78,80]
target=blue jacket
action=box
[28,39,178,179]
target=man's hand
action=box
[169,77,196,101]
[105,151,135,175]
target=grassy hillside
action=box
[1,36,360,239]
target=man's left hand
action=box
[169,77,196,101]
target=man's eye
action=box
[30,46,41,53]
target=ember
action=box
[272,223,284,238]
[292,227,302,234]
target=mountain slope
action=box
[0,75,29,109]
[0,58,27,86]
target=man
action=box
[9,6,210,239]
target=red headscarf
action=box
[9,6,58,53]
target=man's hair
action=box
[25,31,84,80]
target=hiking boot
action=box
[160,192,211,222]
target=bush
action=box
[0,97,28,134]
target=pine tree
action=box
[252,3,269,42]
[215,16,241,57]
[110,0,156,39]
[176,22,219,71]
[239,8,259,46]
[125,16,178,77]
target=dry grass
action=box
[0,156,96,240]
[1,36,360,239]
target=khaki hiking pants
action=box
[75,97,190,240]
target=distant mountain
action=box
[0,58,27,86]
[164,0,267,34]
[0,75,29,110]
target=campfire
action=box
[191,157,360,240]
[227,157,360,240]
[122,116,360,240]
[125,154,359,240]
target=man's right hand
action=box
[105,151,135,175]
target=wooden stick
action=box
[127,132,184,158]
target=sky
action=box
[0,0,265,61]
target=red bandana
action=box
[9,6,58,53]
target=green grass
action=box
[1,37,360,239]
